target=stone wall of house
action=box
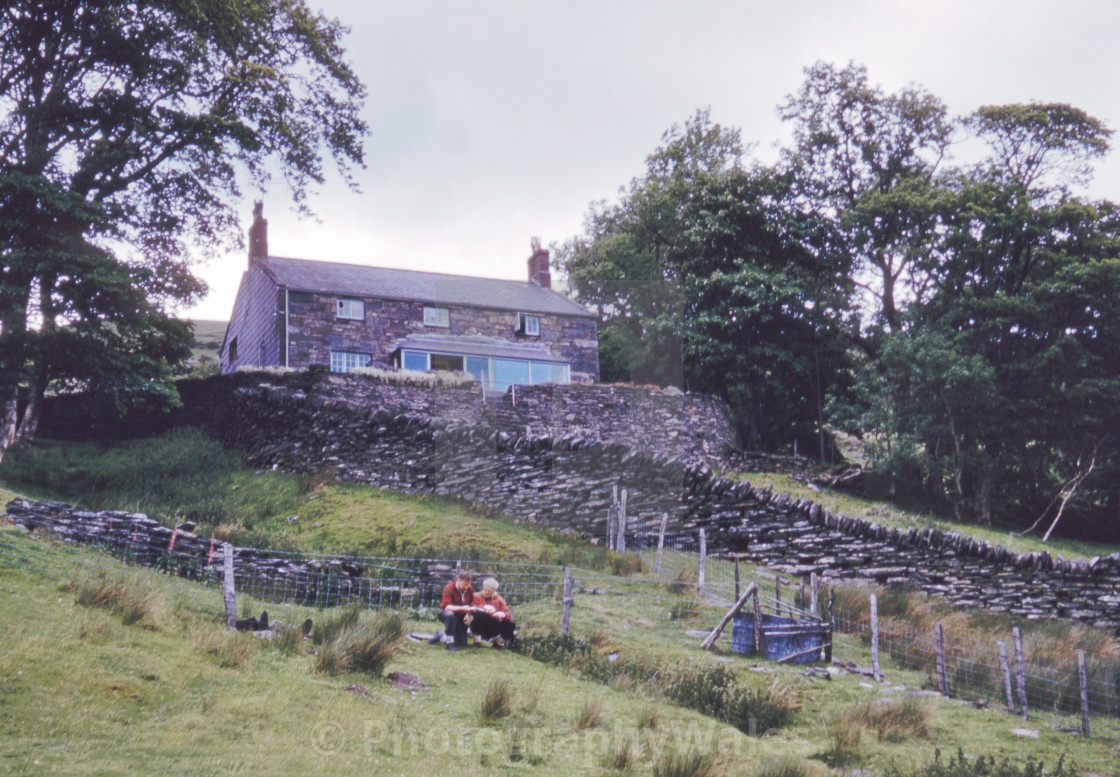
[36,369,737,465]
[285,291,600,382]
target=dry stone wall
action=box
[25,369,1120,633]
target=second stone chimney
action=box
[248,201,268,267]
[527,236,551,288]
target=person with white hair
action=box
[469,577,516,648]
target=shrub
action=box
[478,677,513,725]
[66,572,163,627]
[314,612,403,676]
[575,696,604,729]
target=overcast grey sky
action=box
[185,0,1120,321]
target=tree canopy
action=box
[560,65,1120,540]
[0,0,367,457]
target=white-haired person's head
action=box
[481,577,500,594]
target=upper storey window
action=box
[517,313,540,336]
[423,306,450,327]
[337,298,364,320]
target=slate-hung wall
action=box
[207,381,1120,633]
[285,291,600,383]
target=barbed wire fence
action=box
[3,510,1118,738]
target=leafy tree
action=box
[779,61,952,338]
[0,0,366,459]
[559,110,853,453]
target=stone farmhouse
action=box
[220,205,599,389]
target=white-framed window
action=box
[336,297,365,320]
[330,351,371,373]
[518,313,540,336]
[423,306,450,327]
[401,349,430,371]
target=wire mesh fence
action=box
[4,520,1118,737]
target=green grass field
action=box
[2,431,1120,775]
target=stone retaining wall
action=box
[25,370,1120,633]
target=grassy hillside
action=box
[2,525,1117,776]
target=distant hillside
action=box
[185,319,226,375]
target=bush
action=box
[314,612,403,676]
[817,708,865,767]
[478,677,513,725]
[600,737,638,771]
[66,572,163,627]
[719,680,800,734]
[860,696,932,742]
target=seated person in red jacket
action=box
[433,570,473,651]
[469,577,516,648]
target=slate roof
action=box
[258,256,594,318]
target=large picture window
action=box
[330,351,371,373]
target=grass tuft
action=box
[575,695,604,729]
[314,612,403,676]
[196,627,259,669]
[478,677,513,725]
[653,748,722,777]
[311,605,361,646]
[751,757,818,777]
[65,572,164,627]
[600,737,638,771]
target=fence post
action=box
[1013,627,1029,721]
[734,557,741,601]
[616,488,628,552]
[655,514,668,576]
[697,529,706,597]
[752,586,762,654]
[870,593,880,682]
[935,622,949,697]
[1078,650,1090,738]
[223,542,236,630]
[825,587,834,663]
[998,640,1015,714]
[810,572,819,618]
[561,567,573,635]
[607,485,618,551]
[775,578,781,610]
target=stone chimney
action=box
[527,236,551,288]
[248,201,268,267]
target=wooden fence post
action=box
[935,622,949,697]
[223,542,237,630]
[775,578,782,610]
[799,577,806,612]
[561,567,573,635]
[1013,627,1029,721]
[655,514,668,576]
[810,572,819,618]
[734,557,741,601]
[697,529,706,597]
[870,593,880,682]
[752,587,763,654]
[700,583,758,650]
[1078,650,1090,738]
[825,587,834,663]
[607,485,618,551]
[998,640,1015,714]
[616,488,628,552]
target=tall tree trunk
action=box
[13,364,48,445]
